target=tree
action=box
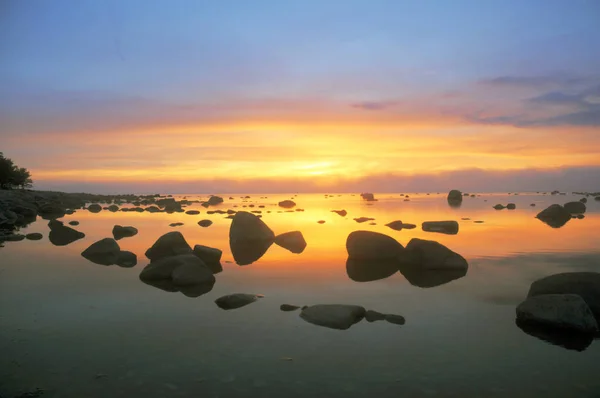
[0,152,33,190]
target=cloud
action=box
[351,101,398,111]
[478,74,590,89]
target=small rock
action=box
[317,220,325,224]
[69,220,79,225]
[300,304,366,330]
[198,219,213,227]
[564,201,586,214]
[280,304,301,311]
[274,231,307,254]
[25,232,43,241]
[506,203,516,210]
[169,222,184,227]
[422,220,459,235]
[278,200,296,208]
[332,210,347,217]
[385,314,406,325]
[365,310,386,322]
[81,238,121,265]
[112,225,138,240]
[215,293,263,310]
[185,210,200,215]
[353,217,375,223]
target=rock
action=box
[385,314,406,325]
[536,204,571,228]
[516,318,594,351]
[516,294,598,333]
[274,231,307,254]
[140,254,215,297]
[4,233,25,242]
[365,310,386,322]
[317,220,325,224]
[421,221,459,235]
[278,200,296,208]
[530,203,536,207]
[116,251,137,267]
[169,222,184,227]
[192,244,223,273]
[300,304,366,330]
[595,196,600,201]
[215,293,262,310]
[280,304,301,312]
[172,260,215,286]
[69,221,79,226]
[185,210,200,215]
[25,232,43,240]
[493,204,505,210]
[577,214,585,219]
[48,224,85,246]
[579,197,587,203]
[145,206,161,213]
[346,231,403,260]
[198,219,213,227]
[447,190,463,207]
[87,203,102,213]
[81,238,121,265]
[506,203,516,210]
[360,193,377,201]
[527,272,600,319]
[385,220,404,231]
[108,204,119,212]
[144,231,192,261]
[38,202,66,220]
[353,217,375,223]
[229,211,274,265]
[563,201,586,214]
[332,210,347,217]
[401,223,416,229]
[346,257,398,282]
[403,238,468,270]
[112,225,138,240]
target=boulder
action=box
[81,238,121,265]
[192,244,223,273]
[332,210,347,217]
[447,190,463,207]
[516,294,598,333]
[280,304,301,312]
[215,293,263,310]
[140,254,215,286]
[278,200,296,208]
[112,225,138,240]
[506,203,516,210]
[527,272,600,319]
[421,221,459,235]
[274,231,307,254]
[116,251,137,267]
[87,203,102,213]
[229,211,274,242]
[185,210,200,215]
[144,231,193,261]
[108,204,119,212]
[563,201,586,214]
[353,217,375,223]
[493,204,505,210]
[25,232,43,241]
[300,304,366,330]
[48,224,85,246]
[198,219,213,227]
[360,193,376,201]
[403,238,468,270]
[516,318,594,352]
[68,221,79,226]
[346,231,403,260]
[535,204,571,228]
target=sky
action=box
[1,0,600,193]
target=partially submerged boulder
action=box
[535,204,571,228]
[198,219,213,227]
[300,304,366,330]
[280,304,301,312]
[215,293,263,310]
[346,231,403,260]
[353,217,375,223]
[25,232,43,241]
[360,193,376,201]
[447,190,463,207]
[112,225,138,240]
[563,201,586,214]
[403,238,468,270]
[87,203,102,213]
[116,251,137,267]
[145,231,193,261]
[421,220,459,235]
[229,212,274,265]
[274,231,307,254]
[192,244,223,273]
[278,200,296,208]
[139,254,215,297]
[81,238,121,265]
[48,223,85,246]
[516,294,598,333]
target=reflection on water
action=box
[1,192,600,397]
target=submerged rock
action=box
[385,220,404,231]
[81,238,121,265]
[205,196,224,206]
[421,220,459,235]
[274,231,307,254]
[516,318,594,352]
[108,204,119,212]
[360,193,377,201]
[516,294,598,333]
[278,200,296,208]
[169,222,184,227]
[140,254,215,297]
[112,225,138,240]
[493,204,505,210]
[185,210,200,215]
[68,220,79,226]
[563,201,586,214]
[535,204,571,228]
[145,231,193,261]
[300,304,366,330]
[317,220,326,224]
[346,231,403,260]
[215,293,262,310]
[506,203,516,210]
[385,314,406,325]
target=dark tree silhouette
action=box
[0,152,33,189]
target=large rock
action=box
[563,201,586,214]
[278,200,296,208]
[229,211,274,265]
[116,251,137,267]
[81,238,121,265]
[403,238,468,270]
[112,225,138,240]
[140,254,215,298]
[346,231,403,260]
[145,231,192,261]
[516,318,594,352]
[527,272,600,320]
[205,196,224,206]
[193,244,223,273]
[422,221,459,235]
[300,304,366,330]
[274,231,307,254]
[360,193,376,201]
[535,204,571,228]
[215,293,262,310]
[516,294,598,333]
[87,203,102,213]
[447,190,463,207]
[48,224,85,246]
[107,204,119,212]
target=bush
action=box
[0,152,33,189]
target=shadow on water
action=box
[346,257,398,282]
[229,238,273,266]
[140,278,214,298]
[515,318,595,352]
[398,260,467,288]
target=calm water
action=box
[1,193,599,398]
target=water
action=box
[1,193,599,398]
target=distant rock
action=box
[365,310,386,322]
[527,272,600,320]
[530,203,536,207]
[577,214,585,219]
[353,217,375,223]
[535,204,571,228]
[145,206,161,213]
[25,232,43,241]
[447,190,463,207]
[563,201,586,214]
[81,238,121,265]
[185,210,200,215]
[346,230,403,260]
[274,231,307,254]
[278,200,296,208]
[112,225,138,240]
[68,220,79,226]
[506,203,516,210]
[169,222,184,227]
[145,231,193,261]
[401,223,416,229]
[332,210,347,217]
[108,204,119,212]
[280,304,301,312]
[116,251,137,267]
[215,293,262,310]
[317,220,325,224]
[192,244,223,273]
[48,223,85,246]
[517,294,598,333]
[493,204,505,210]
[579,197,587,203]
[4,233,25,241]
[300,304,366,330]
[205,196,224,206]
[385,220,404,231]
[360,193,377,201]
[198,219,213,227]
[87,203,102,213]
[421,220,459,235]
[385,314,406,325]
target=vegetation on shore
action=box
[0,152,32,190]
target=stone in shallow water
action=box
[317,220,325,224]
[116,251,137,267]
[516,294,598,333]
[385,220,404,231]
[280,304,301,312]
[384,314,406,325]
[506,203,516,210]
[346,231,403,260]
[112,225,138,240]
[169,222,184,227]
[353,217,375,223]
[229,212,274,265]
[563,201,586,214]
[139,254,215,297]
[145,231,192,261]
[198,219,213,227]
[215,293,263,310]
[68,220,79,226]
[278,200,296,208]
[535,204,571,228]
[515,318,594,352]
[421,221,459,235]
[300,304,366,330]
[185,210,200,215]
[332,209,347,217]
[404,238,468,270]
[274,231,307,254]
[365,310,386,322]
[25,232,43,241]
[192,244,222,274]
[48,224,85,246]
[87,203,102,213]
[493,204,505,210]
[81,238,121,265]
